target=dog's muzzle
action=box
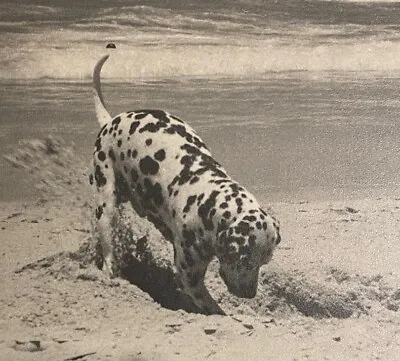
[219,269,258,299]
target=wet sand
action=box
[2,77,400,203]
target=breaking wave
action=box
[2,1,400,81]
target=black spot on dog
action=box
[141,110,169,122]
[139,156,159,175]
[180,154,193,167]
[132,149,138,158]
[263,222,268,230]
[94,165,107,187]
[213,179,231,185]
[236,221,251,236]
[108,149,116,161]
[127,149,131,157]
[147,213,173,241]
[89,174,94,185]
[183,195,197,213]
[95,205,103,220]
[102,128,108,136]
[94,138,101,152]
[117,139,122,147]
[120,152,125,161]
[97,151,106,162]
[220,202,228,209]
[139,123,160,133]
[112,116,121,126]
[97,124,107,138]
[145,138,152,146]
[170,114,184,123]
[256,221,262,230]
[142,178,164,208]
[223,211,231,219]
[190,176,200,184]
[129,121,140,135]
[235,198,243,207]
[154,149,166,161]
[198,190,219,231]
[135,113,148,120]
[243,215,257,222]
[197,193,205,204]
[118,129,122,135]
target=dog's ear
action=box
[216,229,253,266]
[216,229,237,264]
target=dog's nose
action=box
[229,282,257,299]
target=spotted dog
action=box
[90,47,281,315]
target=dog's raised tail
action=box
[93,44,116,127]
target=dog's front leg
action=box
[178,261,225,315]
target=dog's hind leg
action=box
[93,163,118,277]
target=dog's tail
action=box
[93,43,116,127]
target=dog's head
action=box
[216,213,280,298]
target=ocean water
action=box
[1,0,400,202]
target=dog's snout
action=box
[226,281,257,299]
[239,283,257,298]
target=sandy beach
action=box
[0,135,399,360]
[2,1,400,358]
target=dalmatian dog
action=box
[90,45,281,315]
